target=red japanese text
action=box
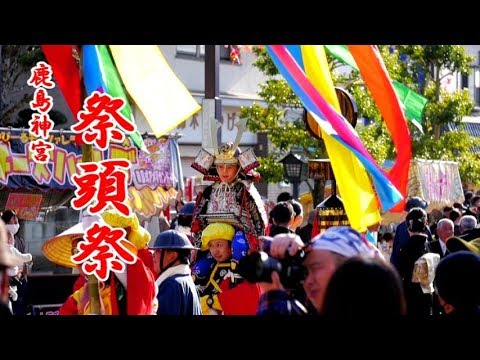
[72,91,136,151]
[28,139,54,164]
[28,113,54,139]
[27,61,55,89]
[27,61,56,163]
[29,88,54,113]
[71,159,132,216]
[70,222,136,282]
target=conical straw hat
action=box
[42,214,137,268]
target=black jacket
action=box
[398,234,432,319]
[428,240,449,258]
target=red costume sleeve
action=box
[126,256,156,315]
[59,295,78,315]
[137,248,155,275]
[217,280,261,315]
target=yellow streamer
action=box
[109,45,201,137]
[301,45,381,231]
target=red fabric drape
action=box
[41,45,82,119]
[41,45,82,145]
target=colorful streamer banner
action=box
[82,45,147,152]
[324,45,428,129]
[348,46,412,212]
[266,45,403,213]
[300,45,382,231]
[109,45,201,138]
[392,81,427,132]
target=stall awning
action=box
[0,128,182,220]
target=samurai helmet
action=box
[191,117,260,181]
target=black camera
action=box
[237,240,307,290]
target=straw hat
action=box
[42,214,137,268]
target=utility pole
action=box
[202,45,222,152]
[82,145,103,315]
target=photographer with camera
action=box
[239,232,308,315]
[243,227,379,315]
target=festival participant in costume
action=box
[194,222,261,315]
[190,119,268,256]
[42,211,156,315]
[149,230,202,315]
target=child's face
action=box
[208,239,232,262]
[216,164,239,184]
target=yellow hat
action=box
[101,210,151,250]
[201,223,235,251]
[42,214,137,268]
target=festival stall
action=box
[381,158,465,224]
[0,126,184,313]
[0,127,183,222]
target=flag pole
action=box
[78,45,102,315]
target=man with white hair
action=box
[459,215,480,241]
[256,226,380,315]
[428,218,454,258]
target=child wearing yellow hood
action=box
[194,222,261,315]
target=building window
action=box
[176,45,233,61]
[461,74,469,89]
[476,69,480,106]
[177,45,205,58]
[220,46,232,60]
[472,65,480,106]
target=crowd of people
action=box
[1,140,480,319]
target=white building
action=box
[460,45,480,109]
[132,45,296,202]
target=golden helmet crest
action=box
[214,143,239,165]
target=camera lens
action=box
[238,252,282,283]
